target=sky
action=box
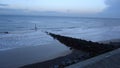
[99,0,120,18]
[0,0,120,18]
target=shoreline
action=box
[0,42,71,68]
[20,49,90,68]
[0,38,119,68]
[20,39,120,68]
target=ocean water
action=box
[0,15,120,50]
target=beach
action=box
[19,38,120,68]
[0,0,120,67]
[0,41,71,68]
[1,34,120,68]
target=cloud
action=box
[0,0,120,18]
[0,7,61,16]
[0,4,8,6]
[105,0,120,13]
[0,3,29,15]
[105,0,120,6]
[99,0,120,18]
[0,7,29,15]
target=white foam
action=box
[0,30,53,50]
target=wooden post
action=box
[35,24,37,31]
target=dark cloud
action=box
[0,4,8,6]
[0,0,120,18]
[0,4,22,15]
[105,0,120,12]
[0,6,69,16]
[106,0,120,6]
[0,7,29,15]
[100,0,120,18]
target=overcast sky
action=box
[0,0,120,18]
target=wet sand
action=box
[20,39,120,68]
[0,39,119,68]
[0,41,71,68]
[20,50,90,68]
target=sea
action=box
[0,15,120,50]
